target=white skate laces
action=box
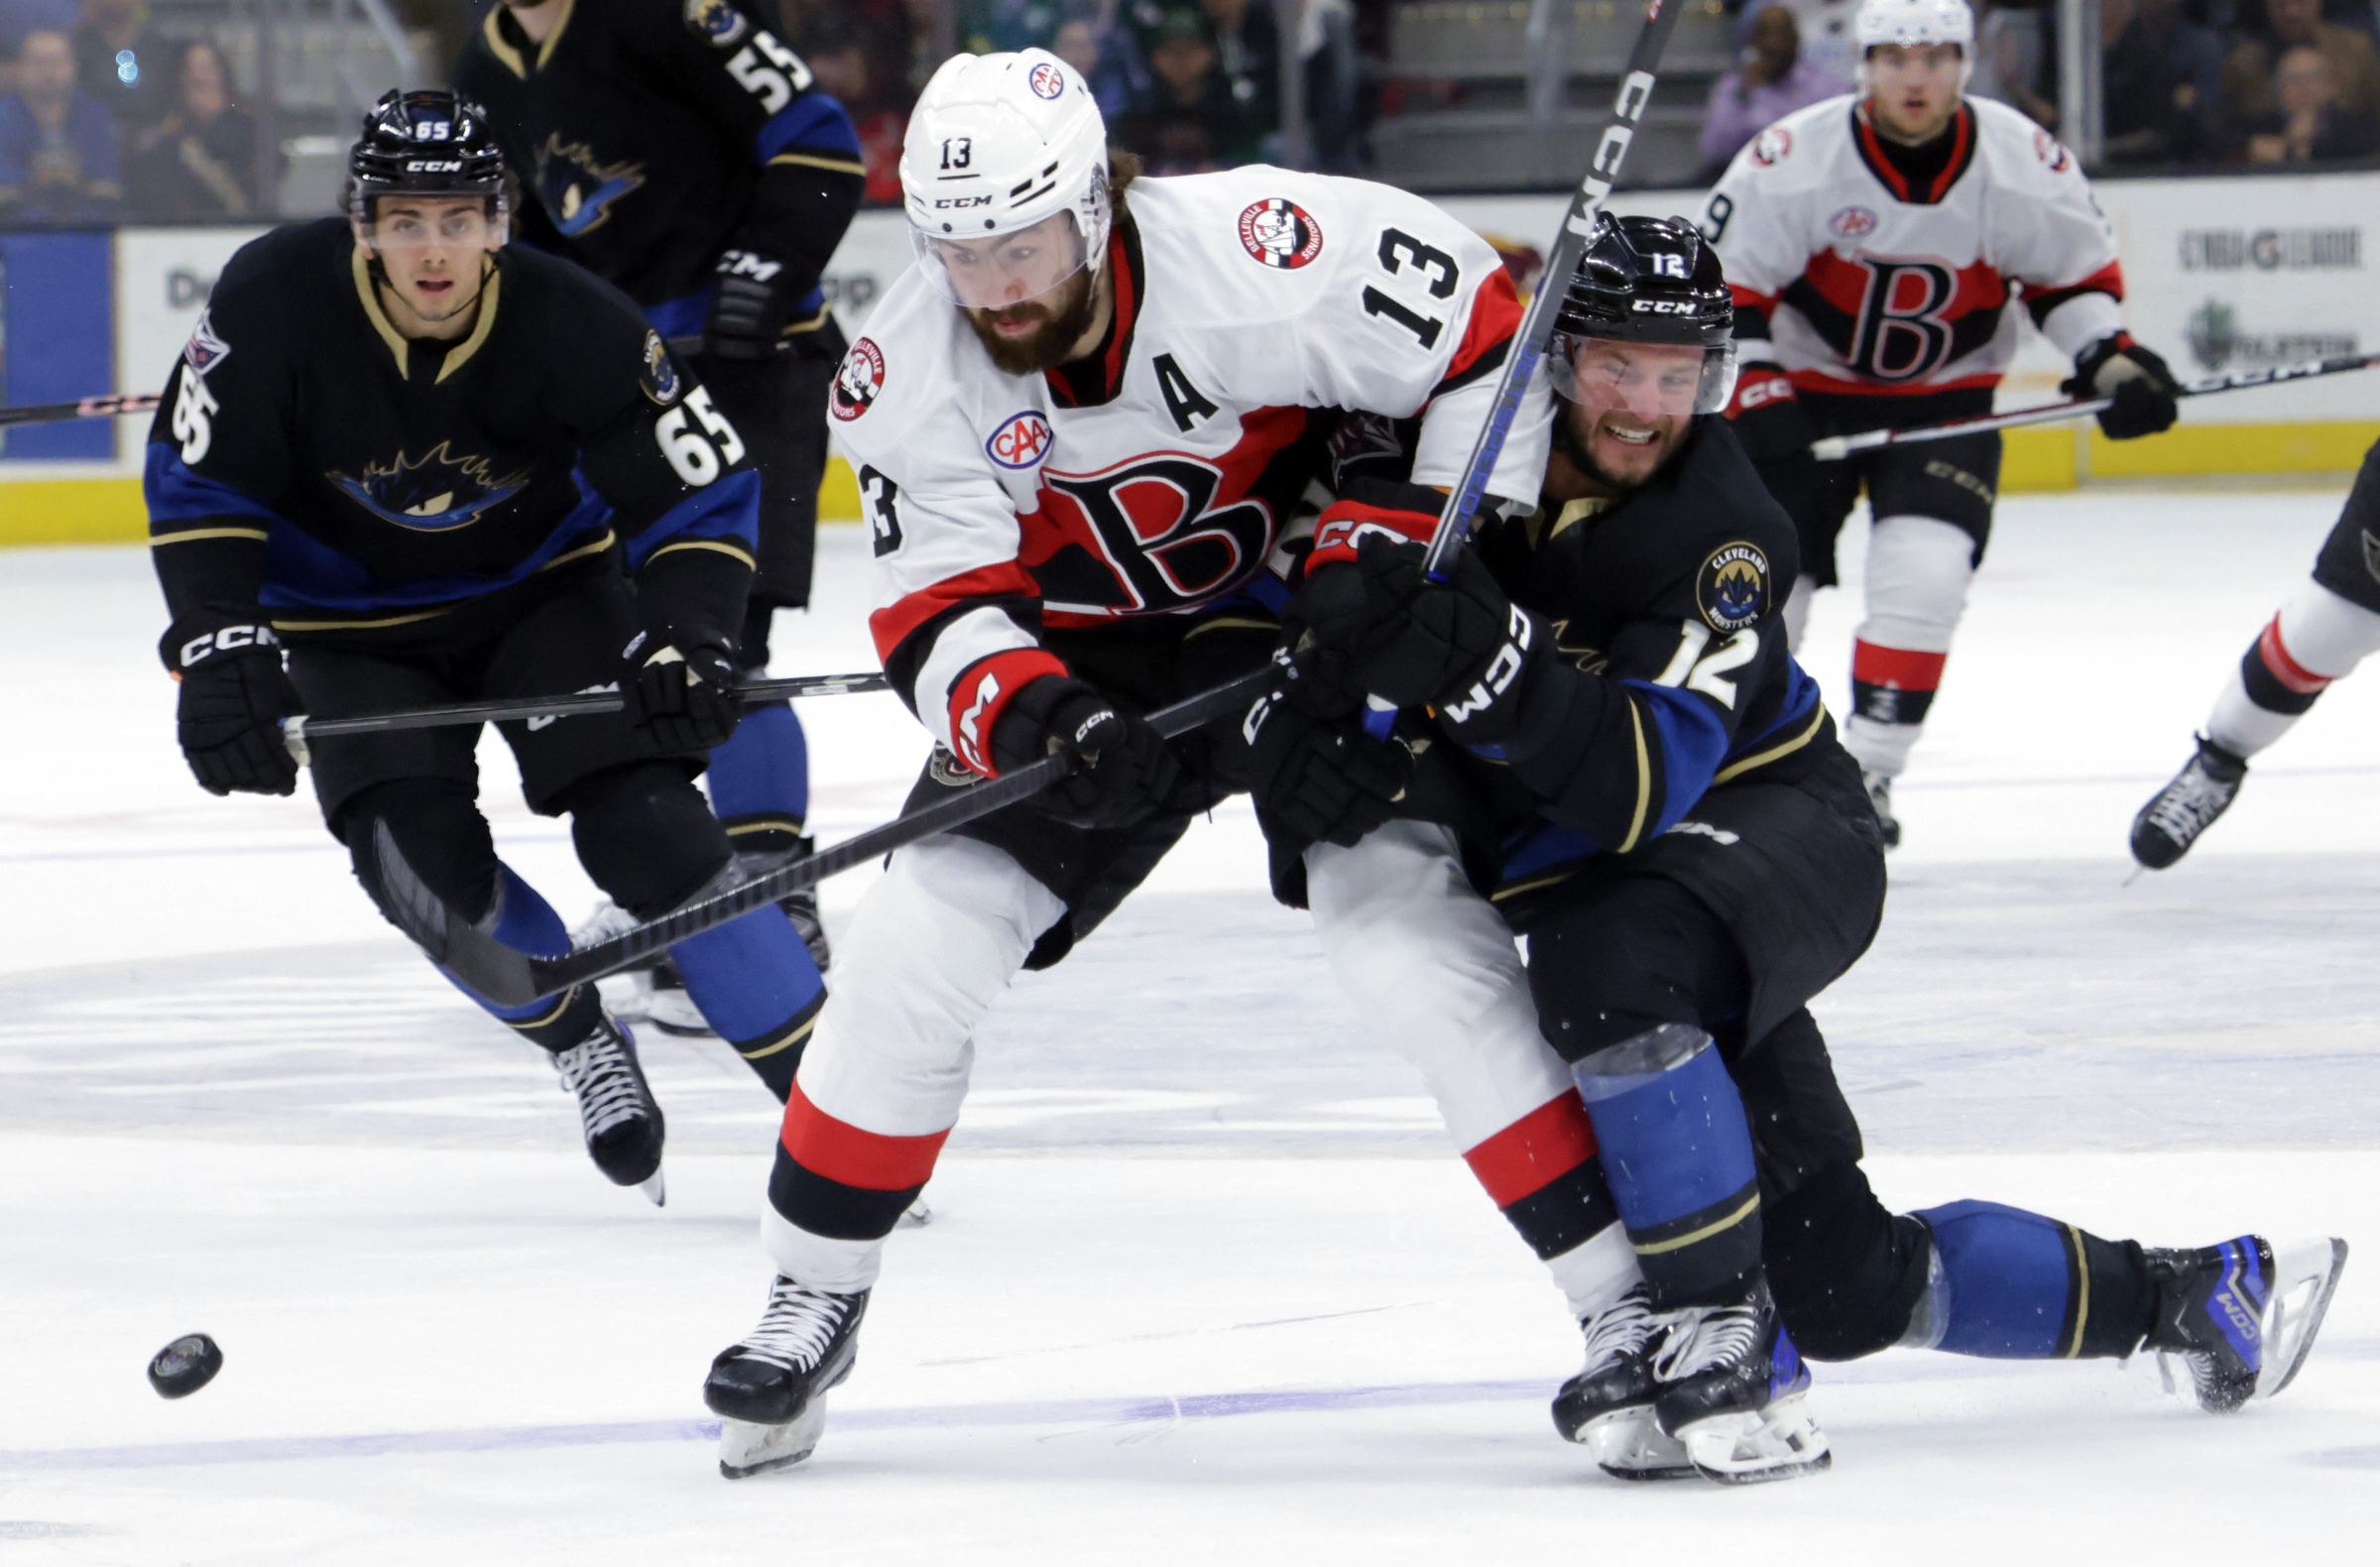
[554,1024,650,1142]
[2141,759,2237,844]
[1652,1301,1760,1383]
[738,1279,857,1374]
[1580,1289,1668,1374]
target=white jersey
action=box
[835,165,1550,771]
[1703,94,2125,399]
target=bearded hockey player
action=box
[458,0,868,996]
[2132,437,2380,867]
[144,91,827,1199]
[697,48,1551,1478]
[1252,216,2347,1484]
[1705,0,2184,844]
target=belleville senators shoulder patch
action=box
[1697,542,1770,632]
[1238,198,1325,270]
[831,337,885,422]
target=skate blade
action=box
[897,1201,932,1229]
[641,1171,666,1207]
[2257,1236,2350,1401]
[1582,1409,1694,1482]
[1677,1393,1833,1486]
[719,1397,829,1481]
[645,992,717,1038]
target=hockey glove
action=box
[705,252,793,361]
[624,629,745,753]
[1726,364,1823,511]
[172,626,300,796]
[2065,334,2182,440]
[1287,479,1452,713]
[1299,535,1531,726]
[992,674,1186,831]
[1247,688,1412,853]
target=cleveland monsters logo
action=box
[1697,542,1770,632]
[329,441,532,532]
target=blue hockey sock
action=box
[441,863,601,1050]
[1909,1200,2085,1359]
[706,702,810,856]
[1572,1024,1762,1304]
[671,904,825,1101]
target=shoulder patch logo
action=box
[1749,126,1793,168]
[1027,60,1066,99]
[1238,198,1324,270]
[639,331,684,407]
[1697,542,1770,632]
[832,337,886,422]
[684,0,750,48]
[1829,205,1877,238]
[2033,129,2072,173]
[987,409,1054,470]
[182,308,230,377]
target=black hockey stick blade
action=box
[289,671,890,745]
[0,391,162,428]
[383,666,1276,1007]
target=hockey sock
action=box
[1572,1024,1762,1306]
[1460,1091,1634,1310]
[706,701,811,858]
[671,907,827,1101]
[2208,583,2380,758]
[1844,640,1945,775]
[1907,1200,2156,1359]
[455,862,603,1051]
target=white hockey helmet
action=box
[1854,0,1975,87]
[899,49,1112,310]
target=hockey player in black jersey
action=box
[1254,214,2347,1483]
[144,91,829,1198]
[457,0,869,991]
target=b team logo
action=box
[1697,542,1770,632]
[1749,126,1793,167]
[1238,198,1324,270]
[831,337,886,422]
[683,0,750,47]
[987,410,1054,470]
[1027,61,1065,99]
[1830,205,1877,239]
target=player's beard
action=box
[1554,399,1682,493]
[963,268,1102,376]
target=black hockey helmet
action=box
[347,89,508,223]
[1548,213,1738,417]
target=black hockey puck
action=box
[147,1333,223,1399]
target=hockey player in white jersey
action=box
[1704,0,2184,843]
[696,47,1552,1478]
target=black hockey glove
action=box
[1726,364,1822,509]
[171,625,300,796]
[1247,686,1413,853]
[623,629,744,753]
[2065,334,2182,440]
[1286,479,1454,714]
[1298,536,1533,730]
[992,674,1186,831]
[704,251,794,361]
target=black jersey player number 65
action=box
[654,387,746,486]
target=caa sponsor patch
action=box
[182,308,230,376]
[639,331,684,406]
[1830,205,1877,238]
[831,337,886,422]
[684,0,750,48]
[1238,198,1324,270]
[987,409,1054,470]
[1749,126,1793,167]
[1027,60,1065,99]
[1697,542,1770,632]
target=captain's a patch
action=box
[1696,542,1770,632]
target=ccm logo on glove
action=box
[179,624,281,668]
[1441,606,1533,724]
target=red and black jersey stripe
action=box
[1850,101,1976,205]
[1430,265,1524,400]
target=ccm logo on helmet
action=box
[935,194,993,209]
[407,160,464,174]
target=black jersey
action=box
[453,0,864,340]
[144,217,760,661]
[1449,417,1837,896]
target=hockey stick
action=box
[0,392,162,428]
[1809,351,2380,460]
[1360,0,1687,738]
[371,665,1272,1007]
[282,670,889,752]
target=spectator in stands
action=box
[1118,3,1262,171]
[1052,5,1146,116]
[2,0,75,58]
[0,28,117,220]
[125,40,263,218]
[2244,41,2380,156]
[70,0,166,131]
[803,8,911,205]
[1198,0,1279,149]
[959,0,1069,55]
[1772,0,1859,83]
[1970,0,2063,129]
[1699,5,1846,179]
[2221,0,2380,148]
[2102,0,2226,163]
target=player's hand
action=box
[1246,688,1412,852]
[2066,335,2181,440]
[624,631,744,752]
[174,634,300,796]
[992,675,1185,830]
[1285,480,1451,715]
[1299,536,1529,723]
[704,254,792,361]
[1725,366,1816,463]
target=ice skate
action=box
[1861,771,1900,850]
[705,1276,869,1479]
[2130,737,2247,870]
[1651,1278,1831,1485]
[551,1013,664,1199]
[771,837,832,972]
[2144,1235,2348,1412]
[1551,1286,1692,1480]
[574,899,713,1035]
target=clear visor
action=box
[1547,333,1738,419]
[362,196,506,249]
[913,208,1094,311]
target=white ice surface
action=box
[2,492,2378,1559]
